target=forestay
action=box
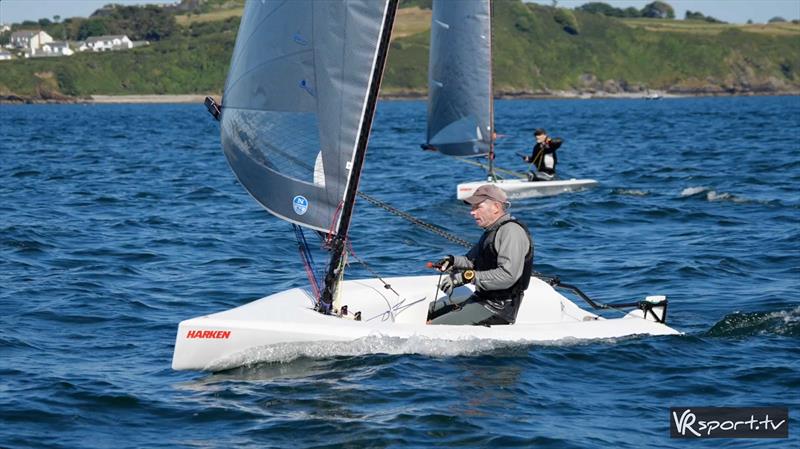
[219,0,392,232]
[425,0,492,157]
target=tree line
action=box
[2,4,178,43]
[578,1,692,21]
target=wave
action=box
[705,306,800,338]
[680,186,758,204]
[12,170,42,178]
[612,188,650,196]
[680,186,709,197]
[210,335,521,371]
[207,333,643,372]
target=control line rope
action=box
[356,191,472,249]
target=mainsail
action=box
[424,0,493,157]
[220,0,396,234]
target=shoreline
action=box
[1,90,798,104]
[90,94,210,104]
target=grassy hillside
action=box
[383,1,800,95]
[1,0,798,100]
[0,18,238,98]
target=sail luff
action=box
[318,0,399,312]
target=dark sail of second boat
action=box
[423,0,493,158]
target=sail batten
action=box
[425,0,492,157]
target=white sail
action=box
[220,0,394,233]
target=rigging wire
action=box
[345,240,402,298]
[356,191,472,248]
[453,157,528,180]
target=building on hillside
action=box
[84,35,133,52]
[39,41,74,57]
[10,30,53,51]
[0,50,12,61]
[0,24,11,33]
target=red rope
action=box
[324,201,345,248]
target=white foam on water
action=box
[614,189,649,196]
[706,190,751,203]
[710,306,800,338]
[204,334,602,371]
[772,305,800,324]
[681,186,753,204]
[206,336,512,370]
[681,186,708,197]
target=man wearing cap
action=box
[522,128,562,181]
[428,184,533,325]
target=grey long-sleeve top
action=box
[452,214,532,292]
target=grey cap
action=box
[463,184,508,205]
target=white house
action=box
[39,41,74,57]
[0,24,11,33]
[84,35,133,52]
[10,30,53,51]
[0,50,12,61]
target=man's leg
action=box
[429,296,497,325]
[427,295,467,322]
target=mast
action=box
[318,0,399,313]
[487,0,496,182]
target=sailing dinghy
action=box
[172,0,678,372]
[423,0,597,199]
[457,178,599,201]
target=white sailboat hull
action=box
[172,275,679,371]
[457,178,598,200]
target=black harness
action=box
[473,218,533,301]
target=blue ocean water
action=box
[1,96,798,448]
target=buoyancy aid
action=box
[472,218,533,323]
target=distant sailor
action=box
[428,184,533,325]
[522,128,562,181]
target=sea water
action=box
[1,96,798,448]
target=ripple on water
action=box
[706,306,800,338]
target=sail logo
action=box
[186,330,231,339]
[293,32,308,46]
[299,79,315,97]
[293,195,309,215]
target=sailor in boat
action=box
[427,184,533,326]
[522,128,563,181]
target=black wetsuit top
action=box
[530,138,563,175]
[472,218,533,324]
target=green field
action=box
[621,17,800,36]
[1,0,798,99]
